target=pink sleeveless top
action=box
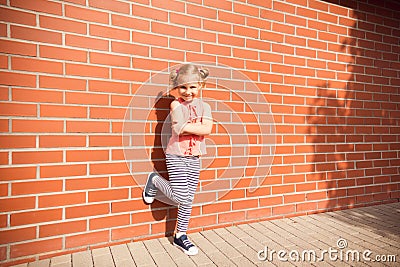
[165,98,207,156]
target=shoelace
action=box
[181,235,194,248]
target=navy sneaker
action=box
[142,172,158,204]
[173,234,199,256]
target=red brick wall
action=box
[1,0,399,264]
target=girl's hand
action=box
[170,100,213,136]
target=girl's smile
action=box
[178,81,201,101]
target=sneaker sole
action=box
[142,190,154,204]
[173,242,198,256]
[142,173,156,204]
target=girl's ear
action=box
[199,81,206,89]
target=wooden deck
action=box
[15,202,399,267]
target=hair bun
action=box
[199,68,209,79]
[169,69,179,83]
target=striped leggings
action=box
[152,154,200,233]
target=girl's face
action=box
[176,74,203,102]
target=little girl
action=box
[143,64,213,255]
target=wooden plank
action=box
[92,247,114,267]
[50,254,71,267]
[158,237,196,267]
[127,241,155,266]
[28,259,50,267]
[190,232,236,266]
[110,244,136,267]
[143,239,176,267]
[72,251,93,267]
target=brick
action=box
[65,4,109,24]
[66,150,109,162]
[202,202,231,214]
[0,102,37,117]
[203,43,231,56]
[0,135,36,149]
[40,220,87,238]
[233,25,259,39]
[151,47,185,61]
[131,211,158,225]
[189,215,217,229]
[218,34,245,47]
[112,14,149,31]
[152,22,185,38]
[218,56,244,69]
[39,192,86,208]
[89,135,122,148]
[0,71,36,87]
[12,151,63,164]
[90,24,130,41]
[170,12,201,28]
[132,3,168,21]
[88,0,130,14]
[11,0,62,15]
[218,211,245,224]
[12,180,62,195]
[187,28,216,42]
[88,188,129,202]
[39,135,86,148]
[12,57,63,74]
[40,15,87,34]
[11,25,62,45]
[41,164,87,179]
[11,209,62,227]
[66,63,109,79]
[111,224,149,241]
[187,3,217,19]
[89,80,129,94]
[39,45,87,62]
[40,104,87,118]
[232,199,258,210]
[111,200,147,213]
[89,107,126,120]
[66,91,109,106]
[0,227,36,245]
[0,6,36,26]
[40,75,87,91]
[111,41,149,57]
[11,238,63,258]
[66,231,108,249]
[67,120,110,133]
[66,203,109,219]
[169,38,202,52]
[65,34,109,51]
[132,57,168,71]
[0,166,36,181]
[261,9,284,22]
[0,197,35,212]
[89,214,130,230]
[66,177,108,191]
[90,52,130,68]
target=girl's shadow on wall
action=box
[149,92,178,237]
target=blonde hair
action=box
[169,64,209,88]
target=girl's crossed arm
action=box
[170,100,213,136]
